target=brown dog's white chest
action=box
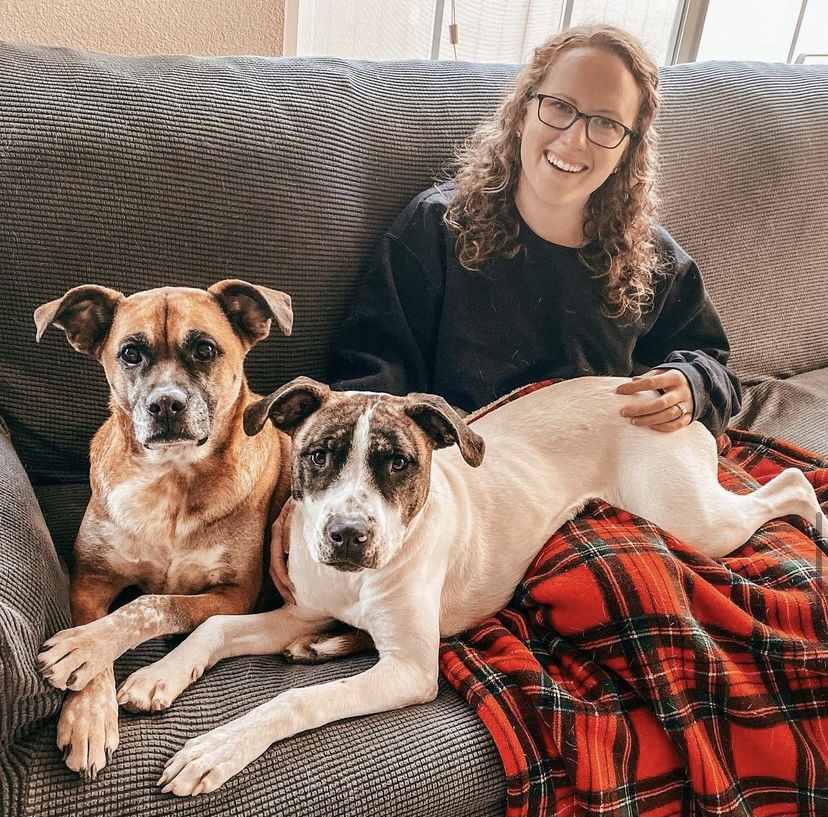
[98,456,237,594]
[107,457,207,541]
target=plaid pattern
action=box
[440,382,828,817]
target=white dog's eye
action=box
[390,455,409,472]
[309,449,328,468]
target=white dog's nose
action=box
[324,516,373,565]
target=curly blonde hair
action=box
[444,24,662,317]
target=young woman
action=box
[329,23,741,435]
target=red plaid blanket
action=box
[439,382,828,817]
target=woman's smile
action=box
[544,150,588,173]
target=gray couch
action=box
[0,41,826,817]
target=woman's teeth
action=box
[546,152,586,173]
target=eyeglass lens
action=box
[538,97,626,148]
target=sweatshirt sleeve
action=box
[634,233,742,436]
[328,194,446,395]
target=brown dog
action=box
[33,279,293,780]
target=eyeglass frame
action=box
[529,92,638,149]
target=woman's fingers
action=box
[270,498,296,604]
[616,369,693,432]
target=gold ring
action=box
[676,402,687,417]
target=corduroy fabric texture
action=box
[441,381,828,817]
[656,61,828,455]
[732,368,828,459]
[0,419,71,815]
[0,419,70,743]
[10,652,504,817]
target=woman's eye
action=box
[595,117,618,132]
[390,455,409,472]
[119,345,143,366]
[310,450,328,467]
[194,341,217,361]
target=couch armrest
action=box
[0,415,70,748]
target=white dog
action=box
[115,376,820,796]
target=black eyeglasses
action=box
[530,93,637,149]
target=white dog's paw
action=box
[38,623,112,691]
[117,673,174,713]
[283,634,346,663]
[57,678,119,781]
[776,467,820,525]
[158,729,253,796]
[283,629,374,664]
[117,661,204,713]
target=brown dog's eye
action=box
[194,341,217,362]
[119,344,143,366]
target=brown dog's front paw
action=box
[57,674,120,780]
[39,624,111,691]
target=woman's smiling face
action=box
[514,46,642,243]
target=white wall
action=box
[0,0,285,56]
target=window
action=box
[696,0,827,63]
[283,0,828,66]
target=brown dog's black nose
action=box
[146,388,188,421]
[325,516,373,564]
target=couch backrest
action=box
[1,43,826,482]
[0,44,514,481]
[655,60,828,385]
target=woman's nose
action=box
[558,116,589,147]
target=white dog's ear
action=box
[405,394,485,467]
[34,285,125,358]
[244,376,330,436]
[209,279,293,349]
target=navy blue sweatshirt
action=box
[330,186,741,435]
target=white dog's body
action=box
[118,378,820,796]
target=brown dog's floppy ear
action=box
[34,285,125,358]
[405,393,485,467]
[244,376,330,437]
[208,279,293,349]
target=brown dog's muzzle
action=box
[139,386,211,448]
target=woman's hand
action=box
[270,498,296,605]
[615,368,694,433]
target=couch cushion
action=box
[10,651,505,817]
[2,46,827,476]
[732,367,828,457]
[655,61,828,384]
[0,419,69,765]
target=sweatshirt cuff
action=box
[656,361,708,424]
